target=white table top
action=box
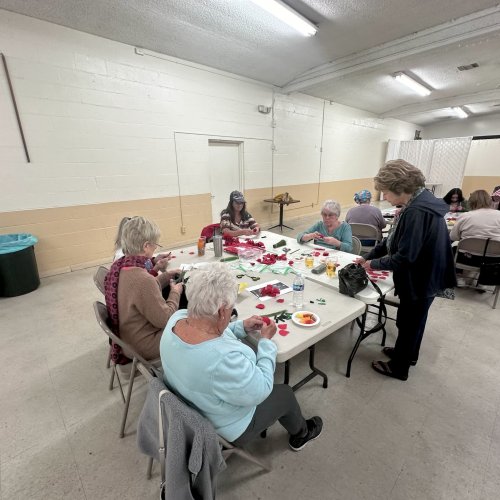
[163,236,365,363]
[255,232,395,305]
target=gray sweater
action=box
[137,377,226,500]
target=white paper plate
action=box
[292,311,320,327]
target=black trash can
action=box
[0,234,40,297]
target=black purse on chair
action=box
[338,263,369,297]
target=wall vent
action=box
[457,63,479,71]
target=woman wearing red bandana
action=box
[104,217,183,362]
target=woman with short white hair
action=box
[297,199,353,252]
[104,216,183,362]
[160,263,322,451]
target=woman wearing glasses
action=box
[104,216,183,361]
[296,200,353,253]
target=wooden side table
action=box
[264,198,300,231]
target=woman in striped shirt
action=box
[220,190,260,237]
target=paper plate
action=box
[292,311,320,327]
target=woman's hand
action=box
[169,280,184,295]
[304,232,321,242]
[324,236,340,248]
[260,320,277,339]
[361,260,372,270]
[240,229,254,236]
[167,268,182,279]
[243,315,264,332]
[354,257,366,265]
[153,255,171,272]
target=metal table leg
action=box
[283,346,328,391]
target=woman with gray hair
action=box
[297,200,353,252]
[160,263,322,451]
[104,216,183,362]
[355,160,456,381]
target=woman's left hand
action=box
[361,260,372,270]
[154,256,171,272]
[324,236,339,248]
[243,315,264,332]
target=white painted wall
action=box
[423,113,500,140]
[0,10,417,213]
[465,139,500,177]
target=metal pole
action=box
[1,53,30,162]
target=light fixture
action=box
[451,106,469,119]
[249,0,317,37]
[393,72,431,96]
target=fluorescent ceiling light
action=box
[452,106,469,119]
[250,0,317,37]
[393,72,431,96]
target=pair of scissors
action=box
[236,273,260,281]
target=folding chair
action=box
[454,237,488,275]
[476,239,500,309]
[351,236,362,256]
[93,265,109,295]
[200,223,221,242]
[138,370,270,486]
[93,301,162,438]
[93,266,112,369]
[349,223,381,257]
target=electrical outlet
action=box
[181,226,186,234]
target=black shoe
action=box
[382,347,417,366]
[289,417,323,451]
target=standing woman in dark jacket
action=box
[356,160,456,381]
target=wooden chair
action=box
[93,301,162,437]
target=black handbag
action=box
[338,263,369,297]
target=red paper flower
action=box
[277,323,288,330]
[278,330,289,336]
[323,252,329,256]
[261,316,271,325]
[256,303,265,309]
[276,298,285,303]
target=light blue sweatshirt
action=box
[297,221,353,253]
[160,310,277,442]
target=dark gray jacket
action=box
[137,377,226,500]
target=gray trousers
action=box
[233,384,307,446]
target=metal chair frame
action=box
[349,223,381,255]
[93,266,113,370]
[93,301,161,437]
[351,235,362,256]
[139,368,271,483]
[455,238,500,309]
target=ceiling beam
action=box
[380,89,500,118]
[282,6,500,94]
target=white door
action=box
[208,141,241,223]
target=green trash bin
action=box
[0,233,40,297]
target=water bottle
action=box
[292,273,305,309]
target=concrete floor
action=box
[1,205,500,499]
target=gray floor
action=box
[1,208,500,500]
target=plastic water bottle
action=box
[292,273,305,309]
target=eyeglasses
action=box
[321,212,336,218]
[147,242,163,249]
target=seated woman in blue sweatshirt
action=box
[297,199,353,252]
[160,263,322,451]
